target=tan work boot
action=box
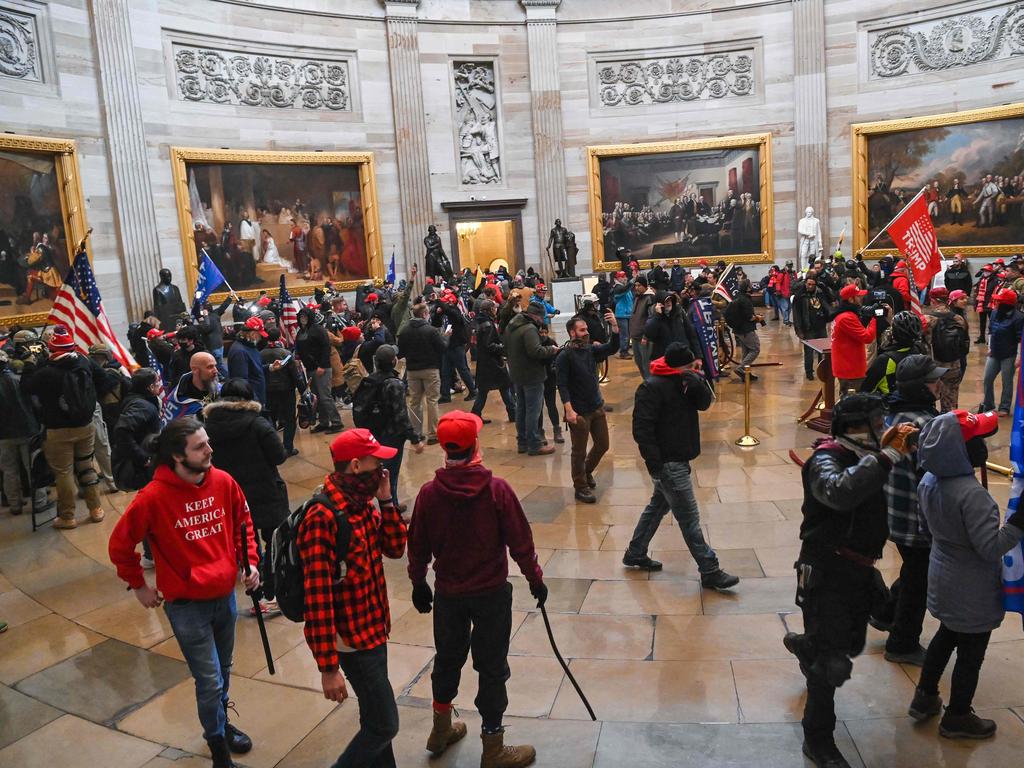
[89,508,105,523]
[426,708,467,756]
[53,516,78,530]
[480,730,536,768]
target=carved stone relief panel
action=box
[0,2,40,81]
[868,1,1024,79]
[592,43,757,109]
[171,40,353,111]
[452,60,502,186]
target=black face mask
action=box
[966,436,989,468]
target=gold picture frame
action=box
[586,133,774,272]
[852,102,1024,259]
[0,134,90,328]
[169,147,385,303]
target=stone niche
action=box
[452,59,502,186]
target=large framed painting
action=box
[587,133,774,271]
[0,134,90,328]
[853,102,1024,258]
[170,148,384,301]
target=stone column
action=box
[89,0,163,319]
[521,0,568,279]
[382,0,433,285]
[792,0,829,266]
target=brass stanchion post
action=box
[735,366,760,447]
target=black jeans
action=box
[472,385,516,421]
[538,374,560,436]
[978,310,989,339]
[918,624,992,715]
[886,543,929,654]
[333,644,399,768]
[267,389,297,451]
[441,344,475,397]
[431,583,513,732]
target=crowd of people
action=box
[2,245,1023,768]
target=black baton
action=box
[539,602,596,721]
[240,523,275,675]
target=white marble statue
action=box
[797,206,823,264]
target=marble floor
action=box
[1,320,1020,768]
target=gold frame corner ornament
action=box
[852,102,1024,260]
[586,132,775,272]
[0,133,90,329]
[169,147,386,303]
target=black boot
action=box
[622,554,663,571]
[224,702,253,754]
[908,687,942,722]
[801,740,851,768]
[207,736,236,768]
[939,709,997,739]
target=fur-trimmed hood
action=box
[202,398,262,419]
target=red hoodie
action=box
[108,464,258,601]
[408,464,543,597]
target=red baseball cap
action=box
[145,328,164,340]
[994,288,1019,305]
[244,317,269,337]
[257,296,272,307]
[996,258,1006,265]
[953,410,999,441]
[948,289,967,302]
[341,326,362,342]
[437,410,483,453]
[366,293,379,303]
[330,428,397,464]
[929,286,948,301]
[840,284,868,301]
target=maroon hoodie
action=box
[408,464,543,597]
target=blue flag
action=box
[689,296,720,381]
[386,250,396,286]
[192,251,226,317]
[1003,332,1024,619]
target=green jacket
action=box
[504,312,558,386]
[392,285,413,336]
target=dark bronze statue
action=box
[423,225,454,283]
[152,268,186,331]
[546,219,578,278]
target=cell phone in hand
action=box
[874,308,884,317]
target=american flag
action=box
[278,274,298,346]
[713,263,740,303]
[48,247,136,372]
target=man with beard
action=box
[793,275,833,380]
[164,351,221,424]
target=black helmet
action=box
[890,311,922,344]
[831,393,885,439]
[895,354,942,384]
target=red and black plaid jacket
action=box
[297,474,407,672]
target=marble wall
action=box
[1,0,1020,331]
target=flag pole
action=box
[858,188,926,255]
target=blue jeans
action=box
[777,296,792,324]
[982,355,1016,412]
[163,593,237,740]
[211,346,227,377]
[441,344,475,397]
[514,382,545,452]
[626,461,719,575]
[333,644,399,768]
[616,321,631,354]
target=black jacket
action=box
[724,293,757,334]
[0,367,40,440]
[792,287,832,339]
[198,296,232,350]
[944,264,973,295]
[643,309,700,360]
[203,398,289,531]
[474,317,511,391]
[556,338,617,415]
[632,367,715,474]
[358,370,420,446]
[432,304,470,347]
[799,440,892,561]
[397,317,447,371]
[21,354,108,429]
[111,392,161,491]
[260,346,301,393]
[295,315,332,371]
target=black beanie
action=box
[664,342,695,368]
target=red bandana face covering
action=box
[334,467,383,504]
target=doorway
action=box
[441,198,526,275]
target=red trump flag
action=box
[886,193,943,288]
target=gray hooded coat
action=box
[917,413,1023,633]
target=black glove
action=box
[530,581,548,607]
[412,581,433,614]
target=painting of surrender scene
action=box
[181,156,376,293]
[865,112,1024,252]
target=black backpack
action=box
[931,315,969,363]
[266,494,352,622]
[58,362,98,423]
[351,376,389,435]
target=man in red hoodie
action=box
[297,428,407,768]
[407,410,546,768]
[831,284,885,395]
[108,417,260,768]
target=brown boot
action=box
[480,730,536,768]
[426,708,467,756]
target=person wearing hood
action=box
[624,342,740,590]
[111,367,163,492]
[108,417,260,768]
[203,378,289,616]
[980,287,1024,414]
[407,411,545,768]
[470,299,516,425]
[907,410,1024,739]
[20,325,110,528]
[860,311,928,395]
[505,302,560,456]
[226,317,268,407]
[642,290,700,361]
[830,284,884,394]
[870,355,944,669]
[943,254,972,296]
[296,429,406,768]
[782,394,918,768]
[295,306,342,433]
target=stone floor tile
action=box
[579,579,702,616]
[753,544,803,578]
[0,613,105,684]
[508,575,592,613]
[0,683,62,749]
[527,522,609,550]
[701,576,797,615]
[27,566,130,619]
[0,714,162,768]
[648,547,765,581]
[653,614,789,661]
[509,612,654,660]
[0,588,51,628]
[76,595,175,650]
[717,481,805,504]
[542,549,651,580]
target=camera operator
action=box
[832,284,888,395]
[724,278,764,381]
